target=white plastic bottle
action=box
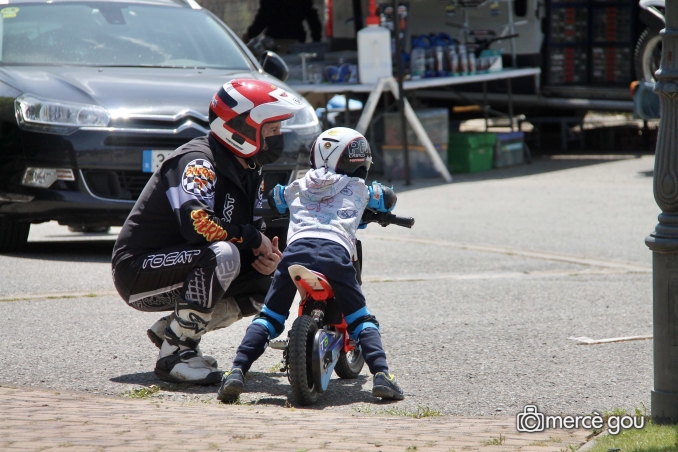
[358,1,393,84]
[410,45,426,79]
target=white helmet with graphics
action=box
[310,127,372,178]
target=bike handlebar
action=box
[254,208,415,229]
[360,210,415,229]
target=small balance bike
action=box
[270,210,414,405]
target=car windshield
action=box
[0,2,251,69]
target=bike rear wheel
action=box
[288,315,319,405]
[334,348,364,379]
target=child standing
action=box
[217,127,404,403]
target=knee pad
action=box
[345,307,380,340]
[252,305,288,339]
[209,242,241,291]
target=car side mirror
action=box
[261,51,289,82]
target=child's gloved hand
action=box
[267,184,288,214]
[367,181,397,213]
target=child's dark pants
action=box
[232,238,388,375]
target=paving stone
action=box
[0,385,590,451]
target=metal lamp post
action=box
[646,0,678,424]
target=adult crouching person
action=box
[112,79,305,384]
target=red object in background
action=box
[366,0,379,25]
[325,0,333,37]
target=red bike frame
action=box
[294,274,355,354]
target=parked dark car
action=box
[0,0,320,252]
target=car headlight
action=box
[15,94,110,131]
[281,105,319,131]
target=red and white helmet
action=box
[209,79,306,158]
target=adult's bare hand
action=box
[252,236,283,275]
[253,232,272,257]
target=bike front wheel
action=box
[334,348,364,379]
[287,315,319,405]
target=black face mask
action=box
[254,134,285,167]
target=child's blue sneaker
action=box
[372,372,404,400]
[217,368,245,403]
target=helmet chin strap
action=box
[243,157,263,175]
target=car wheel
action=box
[0,217,30,253]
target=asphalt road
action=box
[0,155,656,417]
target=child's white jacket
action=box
[283,168,369,255]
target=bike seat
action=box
[288,264,334,300]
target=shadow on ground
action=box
[2,240,114,263]
[111,372,388,409]
[370,154,650,193]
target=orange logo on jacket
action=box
[185,166,215,181]
[191,210,227,241]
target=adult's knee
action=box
[209,242,241,290]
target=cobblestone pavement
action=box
[0,385,589,452]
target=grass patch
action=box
[587,420,678,452]
[232,433,263,440]
[268,362,282,373]
[482,434,505,446]
[353,405,442,419]
[602,408,630,420]
[121,385,160,399]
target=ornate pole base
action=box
[647,0,678,421]
[647,214,678,423]
[652,390,678,423]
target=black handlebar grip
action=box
[266,188,277,211]
[389,215,415,228]
[382,186,398,211]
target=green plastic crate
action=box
[447,132,497,173]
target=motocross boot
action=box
[154,299,222,385]
[147,314,217,368]
[372,372,405,400]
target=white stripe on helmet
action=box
[210,116,258,156]
[223,82,255,114]
[249,88,306,124]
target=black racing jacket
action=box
[113,134,265,266]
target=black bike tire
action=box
[288,315,319,405]
[635,28,661,82]
[334,349,365,379]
